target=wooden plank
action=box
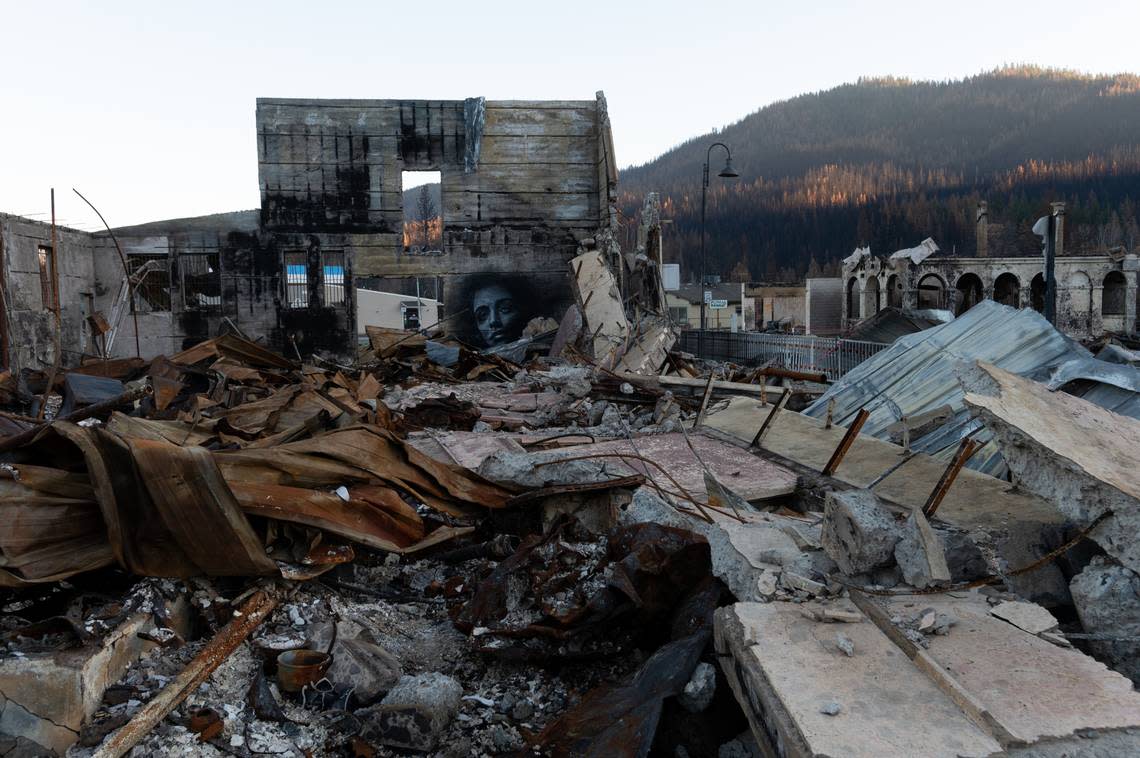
[446,170,598,195]
[483,110,596,138]
[479,135,596,164]
[694,374,716,428]
[622,373,793,398]
[447,192,596,223]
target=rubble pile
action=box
[2,256,1140,757]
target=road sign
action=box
[704,290,713,304]
[709,299,728,309]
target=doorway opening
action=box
[402,171,442,253]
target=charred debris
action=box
[1,245,1140,758]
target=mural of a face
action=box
[473,283,522,347]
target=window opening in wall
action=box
[36,245,54,308]
[993,272,1020,309]
[402,304,420,331]
[1103,271,1126,316]
[284,252,309,308]
[181,253,221,311]
[1031,273,1046,313]
[127,254,171,311]
[955,273,984,316]
[917,274,946,310]
[322,251,346,306]
[402,171,442,253]
[668,306,689,326]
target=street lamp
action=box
[699,142,739,356]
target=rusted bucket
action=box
[276,649,331,693]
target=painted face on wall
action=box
[473,283,521,347]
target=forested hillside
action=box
[618,67,1140,282]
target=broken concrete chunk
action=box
[717,730,763,758]
[821,489,901,575]
[678,661,716,713]
[362,672,462,751]
[820,701,842,715]
[781,570,826,597]
[964,362,1140,574]
[476,450,612,489]
[755,568,780,600]
[936,528,990,583]
[704,470,754,514]
[894,508,951,589]
[989,600,1059,635]
[326,638,402,704]
[820,608,863,624]
[835,634,855,657]
[1071,558,1140,685]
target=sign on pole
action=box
[709,299,728,310]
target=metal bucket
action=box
[276,649,331,693]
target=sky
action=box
[3,0,1139,230]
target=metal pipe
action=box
[38,189,64,420]
[72,189,141,358]
[92,588,280,758]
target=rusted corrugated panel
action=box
[125,437,279,576]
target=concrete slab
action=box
[715,601,1002,757]
[0,597,188,754]
[989,600,1058,635]
[704,397,1074,604]
[870,592,1140,748]
[965,362,1140,574]
[574,431,798,504]
[704,396,1065,532]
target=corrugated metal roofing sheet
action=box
[803,300,1140,477]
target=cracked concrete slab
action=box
[0,598,187,754]
[964,362,1140,574]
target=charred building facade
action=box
[0,94,617,371]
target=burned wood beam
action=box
[758,366,828,383]
[821,408,870,477]
[0,384,153,454]
[694,374,717,428]
[92,588,281,758]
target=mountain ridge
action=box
[618,66,1140,281]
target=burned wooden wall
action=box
[256,94,617,346]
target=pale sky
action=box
[3,0,1138,230]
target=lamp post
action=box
[699,142,738,357]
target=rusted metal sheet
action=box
[125,437,279,576]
